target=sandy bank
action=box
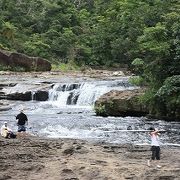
[0,136,180,180]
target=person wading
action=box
[16,109,28,133]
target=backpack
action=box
[9,132,17,138]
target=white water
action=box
[47,79,137,107]
[0,78,179,145]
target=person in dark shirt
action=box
[16,109,28,132]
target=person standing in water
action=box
[16,109,28,132]
[148,127,161,168]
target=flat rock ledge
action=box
[0,136,179,180]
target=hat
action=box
[19,109,24,112]
[149,127,155,131]
[4,121,7,124]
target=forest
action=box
[0,0,179,120]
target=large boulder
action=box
[0,50,51,71]
[33,91,49,101]
[95,89,148,117]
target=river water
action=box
[0,75,179,145]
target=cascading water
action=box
[31,91,35,101]
[47,78,136,107]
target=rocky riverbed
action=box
[0,135,180,180]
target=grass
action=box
[51,61,81,72]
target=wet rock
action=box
[67,92,79,105]
[7,91,32,101]
[62,169,74,174]
[95,89,148,117]
[66,83,80,91]
[63,147,74,155]
[33,91,49,101]
[0,82,51,101]
[57,111,63,114]
[0,83,16,91]
[56,83,80,92]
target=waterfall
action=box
[47,78,137,107]
[31,91,35,101]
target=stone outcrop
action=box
[0,50,51,71]
[0,82,50,102]
[0,90,49,101]
[33,91,49,101]
[95,89,149,117]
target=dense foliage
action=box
[0,0,179,119]
[150,75,180,120]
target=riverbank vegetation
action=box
[0,0,179,120]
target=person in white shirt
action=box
[147,127,161,168]
[1,122,16,138]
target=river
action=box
[0,72,179,146]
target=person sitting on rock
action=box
[16,109,28,133]
[1,122,16,138]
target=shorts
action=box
[151,146,160,160]
[18,125,26,132]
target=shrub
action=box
[0,65,25,72]
[129,76,144,86]
[94,104,108,117]
[152,75,180,120]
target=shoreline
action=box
[0,135,180,180]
